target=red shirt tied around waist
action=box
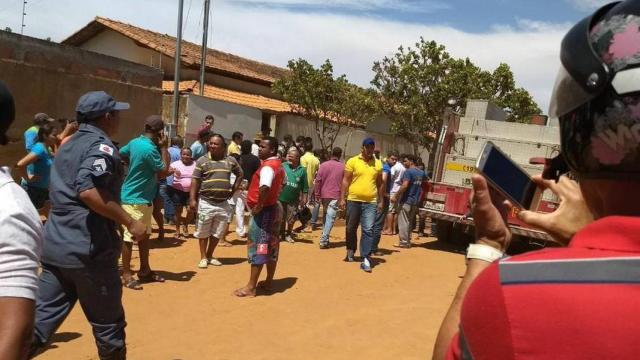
[247,156,284,208]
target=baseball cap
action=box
[362,137,375,146]
[144,115,164,132]
[34,113,54,123]
[75,91,129,121]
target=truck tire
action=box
[435,219,453,243]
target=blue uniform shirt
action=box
[120,135,164,205]
[42,123,124,268]
[400,167,426,205]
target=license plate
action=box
[425,201,445,211]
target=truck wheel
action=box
[435,220,453,243]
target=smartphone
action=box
[476,141,541,210]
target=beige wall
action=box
[0,31,163,167]
[79,29,278,99]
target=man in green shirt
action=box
[120,115,170,290]
[278,148,308,243]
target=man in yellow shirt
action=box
[227,131,243,156]
[338,137,384,272]
[299,138,320,230]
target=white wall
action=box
[186,94,262,144]
[276,114,428,163]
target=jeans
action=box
[398,203,418,245]
[319,199,339,245]
[233,190,248,236]
[158,180,175,221]
[33,263,126,360]
[372,197,390,251]
[345,200,377,258]
[310,201,321,228]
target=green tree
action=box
[372,38,541,168]
[371,39,453,156]
[273,59,377,151]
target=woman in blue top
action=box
[15,122,57,214]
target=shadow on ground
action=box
[219,257,246,265]
[155,270,197,282]
[258,277,298,296]
[418,239,466,255]
[150,238,186,249]
[35,332,82,357]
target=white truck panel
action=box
[458,117,560,144]
[451,134,561,165]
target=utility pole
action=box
[199,0,211,95]
[171,0,184,137]
[21,1,27,35]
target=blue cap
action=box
[75,91,129,121]
[362,137,375,146]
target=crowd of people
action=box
[0,84,433,358]
[2,2,640,358]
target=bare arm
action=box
[189,177,201,212]
[232,166,244,193]
[251,185,270,215]
[0,297,34,360]
[376,171,384,203]
[433,260,492,360]
[395,179,410,201]
[339,171,353,209]
[79,187,135,227]
[14,153,39,182]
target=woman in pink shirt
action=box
[169,148,196,238]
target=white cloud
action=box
[0,0,569,113]
[228,0,450,13]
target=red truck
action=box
[423,100,560,246]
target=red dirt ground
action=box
[35,220,466,360]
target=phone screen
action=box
[480,144,536,208]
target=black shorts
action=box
[168,186,190,207]
[24,185,49,209]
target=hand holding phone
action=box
[476,141,541,210]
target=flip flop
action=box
[218,241,232,247]
[123,278,143,290]
[233,288,256,297]
[138,271,165,283]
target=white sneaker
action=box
[208,257,222,266]
[285,235,295,243]
[198,259,208,269]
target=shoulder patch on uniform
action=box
[99,144,114,156]
[92,158,107,173]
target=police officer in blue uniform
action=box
[30,91,146,360]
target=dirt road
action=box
[35,221,466,360]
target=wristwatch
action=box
[466,244,504,263]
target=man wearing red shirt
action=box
[233,137,284,297]
[434,2,640,359]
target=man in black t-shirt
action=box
[233,140,260,238]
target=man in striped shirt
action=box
[189,134,243,269]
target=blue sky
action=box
[230,0,598,31]
[0,0,612,112]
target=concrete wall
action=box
[0,30,163,167]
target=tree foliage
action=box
[273,59,377,151]
[371,38,541,156]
